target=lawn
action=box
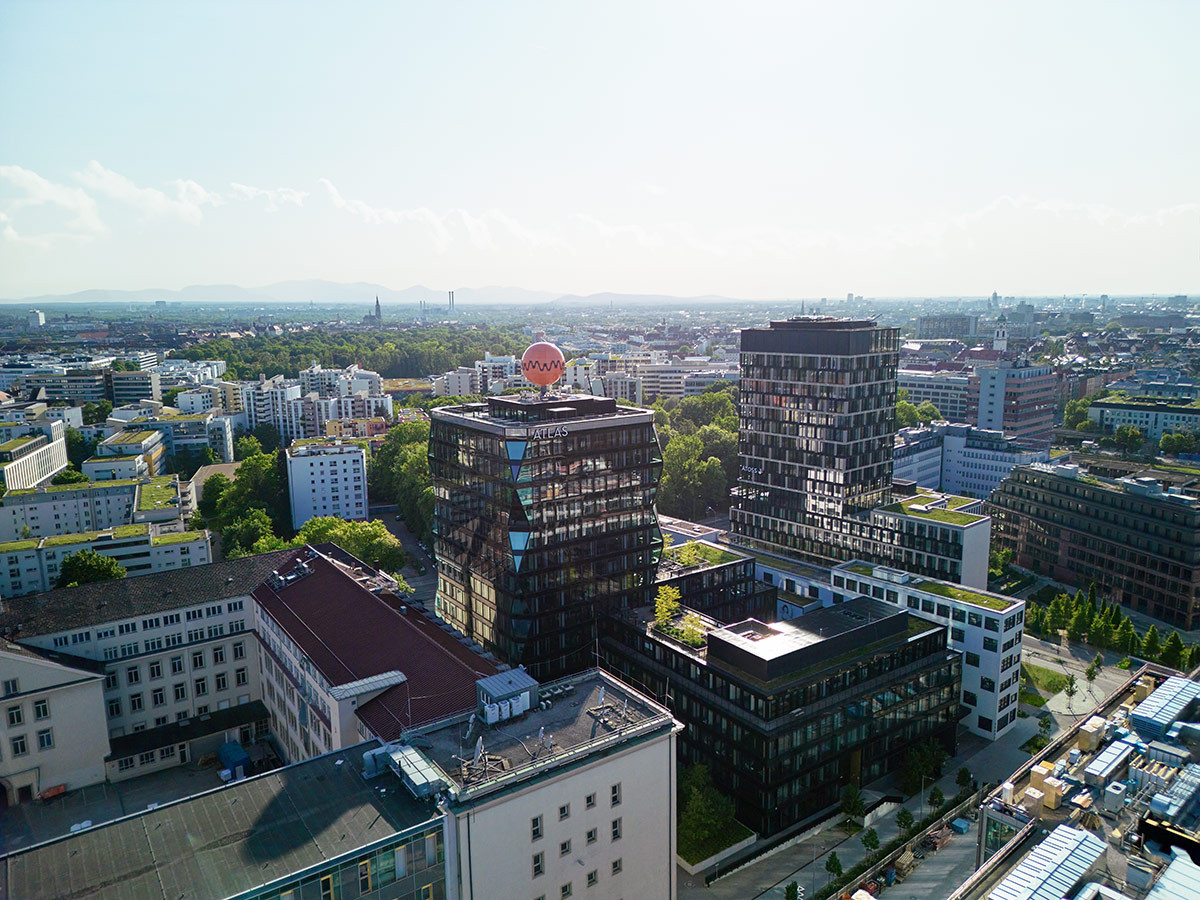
[677,818,753,866]
[137,478,178,511]
[665,541,741,567]
[1019,690,1047,707]
[152,530,205,546]
[1022,662,1069,695]
[915,579,1015,612]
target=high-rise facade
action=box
[430,393,663,679]
[731,317,900,564]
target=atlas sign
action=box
[529,426,568,440]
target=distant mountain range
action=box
[1,281,749,306]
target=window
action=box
[194,678,208,697]
[118,756,134,771]
[320,875,334,900]
[235,668,248,686]
[215,672,228,691]
[985,617,1000,632]
[980,677,996,693]
[152,688,166,706]
[170,656,184,675]
[531,815,543,841]
[192,651,205,669]
[107,699,121,718]
[159,745,176,760]
[983,637,998,652]
[129,693,144,712]
[963,690,978,706]
[532,852,545,877]
[977,715,994,732]
[127,665,141,685]
[233,641,245,660]
[174,683,187,701]
[586,792,596,809]
[951,627,965,643]
[7,705,23,727]
[11,734,28,756]
[33,698,48,720]
[951,608,966,623]
[105,671,119,690]
[611,783,622,807]
[611,858,622,875]
[37,728,53,750]
[968,612,983,628]
[149,661,163,679]
[560,839,571,857]
[559,803,570,820]
[586,828,597,845]
[358,860,371,893]
[586,870,598,887]
[1,678,17,696]
[611,818,622,841]
[212,646,226,665]
[965,651,980,668]
[561,885,572,899]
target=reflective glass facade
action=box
[430,396,662,679]
[731,317,901,565]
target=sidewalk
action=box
[681,719,1038,900]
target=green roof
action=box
[0,539,39,552]
[136,477,179,511]
[5,477,142,496]
[911,578,1016,611]
[845,563,875,576]
[881,492,986,526]
[0,435,39,453]
[151,530,205,546]
[42,524,149,547]
[105,429,158,446]
[132,413,211,422]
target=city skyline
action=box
[2,1,1197,300]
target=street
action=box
[370,505,438,598]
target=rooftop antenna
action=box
[597,686,605,707]
[473,736,483,767]
[538,726,545,745]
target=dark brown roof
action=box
[0,549,301,637]
[251,550,497,740]
[0,639,106,675]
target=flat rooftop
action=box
[0,742,441,900]
[879,487,988,526]
[412,669,675,804]
[430,393,654,432]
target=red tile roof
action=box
[251,547,497,741]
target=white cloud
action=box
[230,182,308,212]
[74,161,224,224]
[0,164,106,246]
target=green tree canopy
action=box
[293,517,409,578]
[51,466,90,485]
[234,435,263,460]
[56,549,126,588]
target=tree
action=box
[1064,674,1078,711]
[915,401,942,424]
[221,508,279,557]
[55,549,126,588]
[957,767,973,791]
[234,435,263,460]
[1114,424,1144,454]
[677,764,737,851]
[679,613,705,646]
[1142,625,1162,661]
[197,472,231,518]
[64,427,95,468]
[81,400,112,425]
[162,386,185,407]
[988,547,1013,579]
[1039,715,1053,738]
[51,466,90,485]
[1115,619,1138,656]
[896,400,920,429]
[785,882,799,900]
[1085,659,1099,687]
[654,584,681,630]
[840,783,865,819]
[1067,606,1090,643]
[1161,631,1186,670]
[825,852,843,880]
[292,517,409,578]
[896,807,915,835]
[929,786,945,810]
[860,827,880,858]
[249,423,282,452]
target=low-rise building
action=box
[0,433,68,491]
[285,440,367,529]
[873,486,993,588]
[93,428,166,475]
[602,595,960,837]
[829,561,1025,739]
[1087,396,1200,443]
[0,475,188,542]
[893,422,1051,499]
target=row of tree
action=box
[1026,583,1197,669]
[651,388,739,520]
[1160,431,1200,455]
[368,420,434,543]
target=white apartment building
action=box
[175,382,241,414]
[299,362,384,398]
[0,550,296,795]
[239,375,304,442]
[0,434,68,490]
[252,548,498,764]
[0,523,211,597]
[635,358,727,399]
[898,369,972,422]
[830,561,1025,740]
[285,441,367,529]
[0,643,108,805]
[0,475,186,542]
[434,367,481,397]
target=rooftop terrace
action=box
[880,488,987,525]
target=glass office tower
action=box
[731,317,901,565]
[430,394,663,679]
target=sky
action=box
[1,1,1197,300]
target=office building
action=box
[430,390,663,679]
[0,475,186,542]
[90,428,167,477]
[897,369,971,422]
[1087,396,1200,443]
[601,596,960,837]
[989,462,1200,629]
[20,370,108,403]
[916,314,979,340]
[732,317,900,564]
[26,309,44,329]
[829,562,1025,739]
[107,369,162,405]
[892,422,1052,499]
[967,360,1057,442]
[252,547,498,763]
[285,440,368,529]
[0,433,67,491]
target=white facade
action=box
[830,561,1025,740]
[0,477,185,541]
[1088,400,1200,443]
[285,442,368,529]
[44,406,84,429]
[893,422,1051,499]
[26,309,45,329]
[435,367,481,397]
[870,492,992,589]
[897,369,971,423]
[0,647,108,804]
[0,436,68,490]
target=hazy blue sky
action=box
[1,1,1196,299]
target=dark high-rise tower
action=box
[429,390,663,679]
[730,317,900,565]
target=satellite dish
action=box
[473,736,484,767]
[598,686,605,706]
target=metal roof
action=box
[987,825,1105,900]
[1132,677,1200,741]
[476,668,539,700]
[1147,852,1200,900]
[1084,738,1136,782]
